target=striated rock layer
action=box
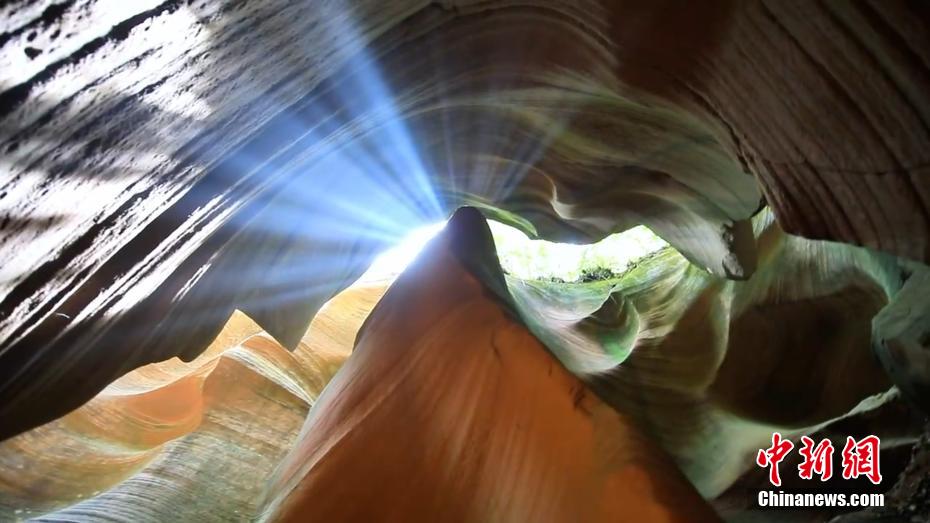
[262,208,721,523]
[0,282,388,520]
[0,1,928,521]
[0,1,928,442]
[0,208,926,521]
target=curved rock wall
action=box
[0,282,387,520]
[3,207,924,521]
[1,1,927,440]
[0,1,928,520]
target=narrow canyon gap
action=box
[0,1,929,521]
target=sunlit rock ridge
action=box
[0,1,928,521]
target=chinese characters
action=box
[756,433,881,486]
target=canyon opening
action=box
[1,1,928,522]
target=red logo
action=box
[756,432,794,487]
[841,435,882,485]
[757,434,881,486]
[798,436,834,481]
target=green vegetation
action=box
[488,221,668,283]
[578,266,618,282]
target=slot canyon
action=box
[0,1,928,521]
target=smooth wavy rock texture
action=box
[0,282,388,521]
[1,1,927,444]
[509,208,927,498]
[261,208,721,523]
[0,1,929,521]
[3,208,925,521]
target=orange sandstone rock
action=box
[265,209,720,522]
